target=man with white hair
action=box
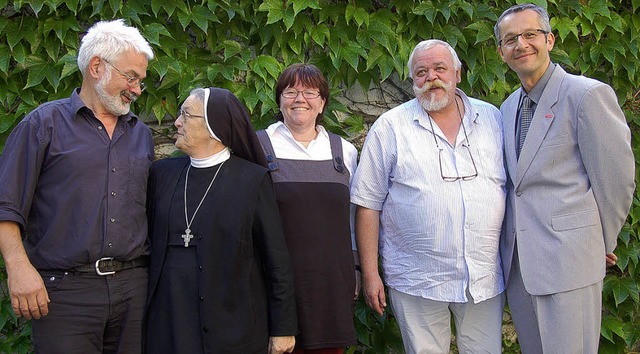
[351,39,506,354]
[0,19,154,353]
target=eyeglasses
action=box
[281,89,321,99]
[102,58,147,92]
[437,145,478,182]
[499,29,548,48]
[178,108,204,120]
[427,98,478,182]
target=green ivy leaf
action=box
[251,55,281,82]
[90,0,105,18]
[459,1,474,19]
[341,40,367,71]
[29,0,45,16]
[436,0,453,22]
[5,22,23,51]
[12,43,27,66]
[345,4,355,24]
[23,62,52,90]
[622,322,640,348]
[582,0,611,22]
[354,7,370,28]
[554,17,579,41]
[608,276,639,306]
[0,44,10,75]
[465,22,494,44]
[413,2,437,23]
[601,315,625,343]
[258,0,285,25]
[192,5,216,32]
[150,0,178,17]
[143,23,173,47]
[310,24,330,46]
[283,5,295,30]
[474,3,497,21]
[293,0,320,16]
[108,0,122,15]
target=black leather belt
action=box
[73,256,148,275]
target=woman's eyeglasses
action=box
[281,89,321,99]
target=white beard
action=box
[95,69,136,116]
[413,80,452,112]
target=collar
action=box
[72,87,138,125]
[269,120,328,141]
[190,147,231,168]
[522,62,556,105]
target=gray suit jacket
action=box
[500,65,634,295]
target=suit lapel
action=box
[503,90,520,185]
[514,67,564,187]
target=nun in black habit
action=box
[145,87,297,354]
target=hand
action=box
[362,272,386,316]
[7,259,50,320]
[268,335,295,354]
[606,253,617,267]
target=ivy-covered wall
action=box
[0,0,639,353]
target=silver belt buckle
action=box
[95,257,115,275]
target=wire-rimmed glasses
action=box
[499,29,548,48]
[178,108,205,120]
[281,89,321,99]
[102,58,147,92]
[427,98,478,182]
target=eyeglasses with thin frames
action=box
[178,108,205,120]
[499,29,548,48]
[102,58,147,92]
[281,89,321,99]
[427,98,478,182]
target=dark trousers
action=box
[32,267,148,354]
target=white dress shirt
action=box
[350,90,506,303]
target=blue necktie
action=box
[517,95,532,159]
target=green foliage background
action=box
[0,0,639,352]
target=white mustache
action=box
[414,80,452,95]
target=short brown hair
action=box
[275,63,330,125]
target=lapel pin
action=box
[545,114,553,119]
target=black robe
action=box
[145,155,297,354]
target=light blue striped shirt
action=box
[351,90,506,303]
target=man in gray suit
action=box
[495,4,635,353]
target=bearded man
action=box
[0,19,154,353]
[350,39,506,354]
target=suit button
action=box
[202,327,209,333]
[516,191,522,196]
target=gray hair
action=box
[77,19,154,76]
[494,4,552,43]
[189,88,206,105]
[407,39,462,78]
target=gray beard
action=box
[95,70,133,116]
[413,82,452,112]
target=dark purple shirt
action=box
[0,89,153,269]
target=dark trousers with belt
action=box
[32,267,148,354]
